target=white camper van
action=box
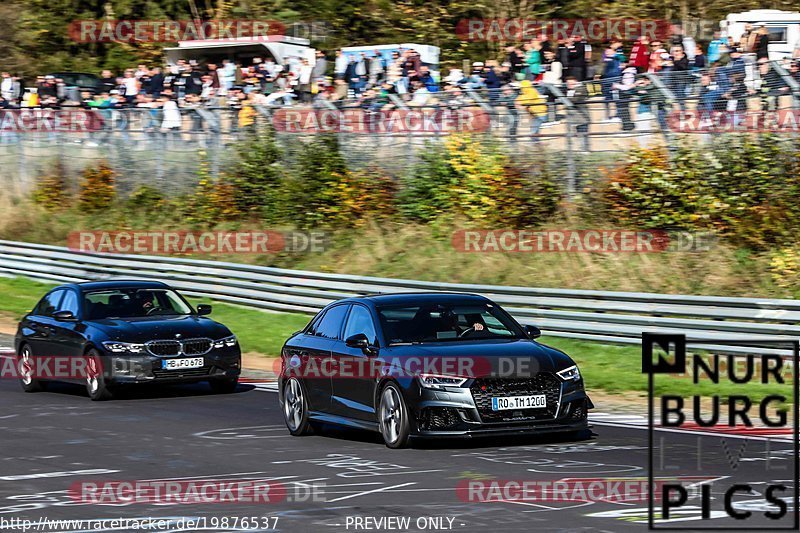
[340,43,441,78]
[164,36,317,69]
[720,10,800,60]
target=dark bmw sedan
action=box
[15,280,241,400]
[278,293,592,448]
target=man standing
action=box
[297,58,313,103]
[334,50,348,80]
[220,60,236,93]
[99,70,116,94]
[565,76,590,151]
[630,36,650,73]
[708,31,725,64]
[312,50,327,82]
[0,72,14,102]
[566,37,587,81]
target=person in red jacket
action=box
[630,36,650,73]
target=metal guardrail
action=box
[0,239,797,356]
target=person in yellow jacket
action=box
[238,92,257,131]
[515,79,547,143]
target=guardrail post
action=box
[645,73,676,155]
[541,83,577,198]
[772,61,800,107]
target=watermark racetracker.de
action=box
[68,231,329,255]
[451,230,717,253]
[68,19,331,43]
[272,108,491,134]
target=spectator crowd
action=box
[2,23,800,141]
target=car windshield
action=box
[378,303,522,344]
[84,289,193,319]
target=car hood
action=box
[382,338,575,376]
[88,315,232,342]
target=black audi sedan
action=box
[15,280,241,400]
[278,293,592,448]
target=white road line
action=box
[0,468,120,481]
[327,481,417,502]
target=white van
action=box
[720,10,800,60]
[164,36,317,69]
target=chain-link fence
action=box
[2,59,798,198]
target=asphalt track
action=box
[0,336,796,533]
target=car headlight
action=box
[557,365,581,382]
[419,373,468,390]
[102,341,145,354]
[214,335,237,349]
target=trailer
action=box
[720,10,800,60]
[163,36,317,68]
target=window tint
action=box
[83,289,192,319]
[377,303,520,344]
[344,305,377,345]
[314,305,349,339]
[58,290,80,315]
[34,290,64,317]
[306,310,326,335]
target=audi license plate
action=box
[491,394,547,411]
[162,357,204,370]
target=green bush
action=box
[228,128,283,218]
[78,162,116,212]
[399,136,559,227]
[597,136,800,249]
[32,160,70,211]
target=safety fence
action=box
[0,239,797,356]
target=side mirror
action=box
[53,310,76,321]
[197,304,212,316]
[524,325,542,339]
[345,333,373,353]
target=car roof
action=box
[336,292,491,307]
[55,280,172,293]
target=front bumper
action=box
[102,348,241,385]
[408,379,592,437]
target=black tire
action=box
[282,377,314,436]
[85,349,113,401]
[378,382,411,449]
[17,344,45,393]
[209,377,239,394]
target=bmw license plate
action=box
[162,357,204,370]
[491,394,547,411]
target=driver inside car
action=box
[134,291,156,313]
[442,310,485,336]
